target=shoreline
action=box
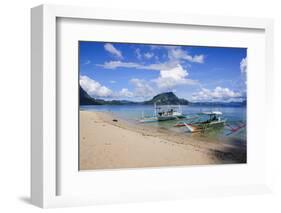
[79,111,246,170]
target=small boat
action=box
[174,111,226,132]
[140,103,185,123]
[155,104,186,121]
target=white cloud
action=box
[153,64,197,90]
[97,46,204,95]
[192,86,242,102]
[80,75,112,98]
[240,57,247,85]
[104,43,123,59]
[99,46,204,70]
[135,48,142,60]
[119,88,134,98]
[100,62,198,93]
[134,49,156,60]
[141,62,177,70]
[192,55,204,63]
[99,61,139,69]
[80,76,134,99]
[149,45,204,63]
[84,60,91,65]
[99,60,175,71]
[144,52,154,59]
[240,57,247,73]
[130,78,155,98]
[109,80,116,84]
[168,47,204,63]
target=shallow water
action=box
[80,104,247,146]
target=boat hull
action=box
[157,115,185,121]
[197,120,225,128]
[157,116,177,121]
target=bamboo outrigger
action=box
[174,111,226,133]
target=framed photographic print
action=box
[31,4,274,208]
[78,41,247,170]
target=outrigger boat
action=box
[174,111,226,133]
[140,104,185,123]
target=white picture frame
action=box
[31,4,274,208]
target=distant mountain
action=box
[80,86,137,105]
[143,92,189,105]
[94,99,137,105]
[190,100,246,107]
[79,86,101,105]
[80,87,245,106]
[80,87,190,106]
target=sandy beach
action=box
[79,111,246,170]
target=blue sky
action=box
[79,41,247,102]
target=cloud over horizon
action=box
[192,86,243,102]
[80,75,113,98]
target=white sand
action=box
[79,111,228,170]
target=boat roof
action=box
[199,111,223,115]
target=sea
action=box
[80,105,247,146]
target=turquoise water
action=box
[80,105,247,145]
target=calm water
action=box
[80,105,247,145]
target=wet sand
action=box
[79,111,246,170]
